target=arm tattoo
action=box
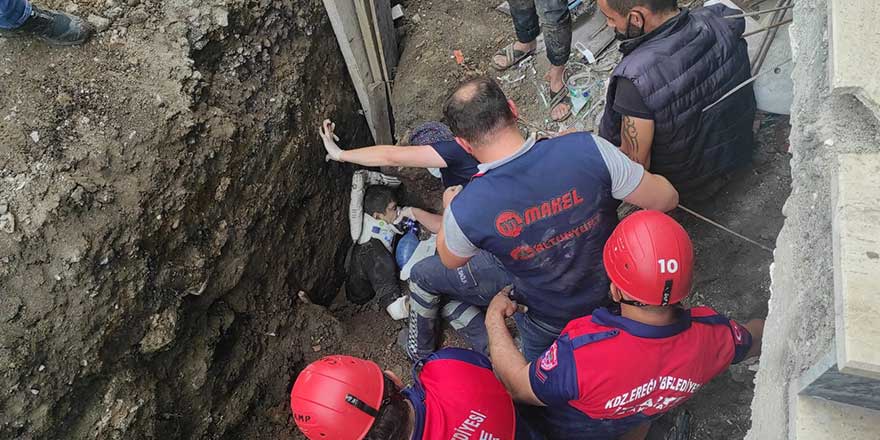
[623,115,640,161]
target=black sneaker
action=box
[11,6,94,46]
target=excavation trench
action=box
[0,0,791,439]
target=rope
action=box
[678,205,774,253]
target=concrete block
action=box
[796,395,880,440]
[832,154,880,380]
[829,0,880,120]
[799,350,880,411]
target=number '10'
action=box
[658,259,679,274]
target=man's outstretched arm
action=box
[485,288,545,406]
[400,207,442,234]
[320,119,448,168]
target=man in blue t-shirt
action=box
[431,77,679,361]
[319,120,479,189]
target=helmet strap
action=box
[345,394,380,418]
[618,298,651,307]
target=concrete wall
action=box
[746,0,880,438]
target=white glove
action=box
[320,119,343,162]
[396,206,415,224]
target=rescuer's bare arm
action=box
[320,119,448,167]
[485,288,546,406]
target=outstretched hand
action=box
[319,119,343,162]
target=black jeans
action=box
[509,0,572,66]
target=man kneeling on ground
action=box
[415,77,678,364]
[597,0,757,201]
[486,210,764,440]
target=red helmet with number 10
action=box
[603,210,694,306]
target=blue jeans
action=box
[0,0,31,29]
[509,0,572,66]
[406,251,514,360]
[515,312,565,362]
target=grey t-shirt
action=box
[443,134,645,258]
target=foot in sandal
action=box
[546,65,571,122]
[491,40,537,71]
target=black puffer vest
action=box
[599,5,756,196]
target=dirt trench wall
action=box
[0,0,369,438]
[745,0,880,438]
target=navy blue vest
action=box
[451,133,618,328]
[599,5,756,196]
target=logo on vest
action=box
[731,321,744,343]
[451,410,488,440]
[495,211,524,238]
[510,214,602,261]
[494,188,585,238]
[539,341,559,371]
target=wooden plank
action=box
[354,0,385,84]
[371,0,399,76]
[352,0,394,143]
[322,0,393,144]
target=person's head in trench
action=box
[290,348,520,440]
[597,0,680,40]
[364,185,399,225]
[442,76,523,161]
[291,356,412,440]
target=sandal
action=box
[491,44,535,71]
[548,85,572,122]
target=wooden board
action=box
[323,0,394,144]
[372,0,399,76]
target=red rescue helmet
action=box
[603,210,694,306]
[290,355,385,440]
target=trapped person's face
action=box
[377,201,399,223]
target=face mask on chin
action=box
[614,11,646,41]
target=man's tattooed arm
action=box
[623,116,640,160]
[620,115,654,168]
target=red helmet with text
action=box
[290,355,385,440]
[603,210,694,305]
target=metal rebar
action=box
[750,0,789,75]
[751,0,793,75]
[724,4,794,19]
[703,58,791,113]
[743,18,793,38]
